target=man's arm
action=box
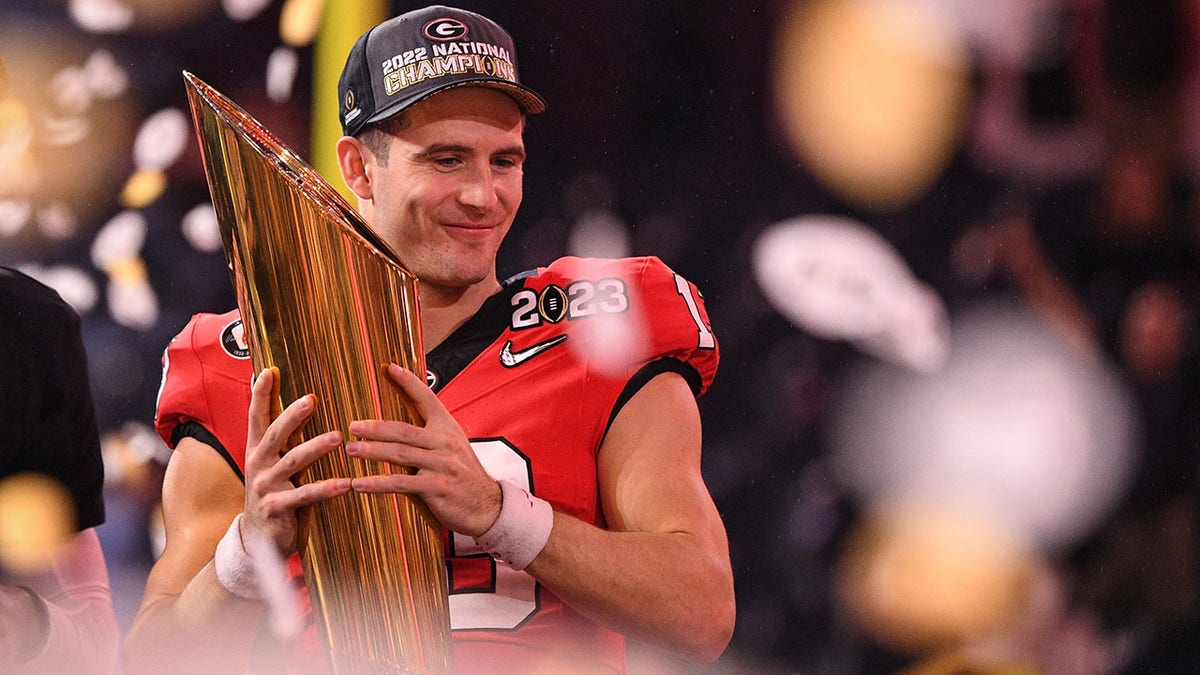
[527,371,735,662]
[349,365,736,662]
[0,529,119,673]
[124,368,349,674]
[121,437,262,675]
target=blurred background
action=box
[2,0,1198,672]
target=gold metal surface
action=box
[184,72,451,674]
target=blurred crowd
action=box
[1,0,1198,673]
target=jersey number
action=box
[675,274,716,349]
[446,439,539,630]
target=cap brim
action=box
[362,78,546,130]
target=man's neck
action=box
[419,279,502,351]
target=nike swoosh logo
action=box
[499,335,568,368]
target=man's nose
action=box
[457,164,499,211]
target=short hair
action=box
[357,114,411,166]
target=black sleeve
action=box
[0,268,106,531]
[171,421,245,482]
[601,357,702,444]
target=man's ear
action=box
[336,136,373,200]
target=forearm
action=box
[124,437,274,674]
[5,530,119,674]
[16,581,119,674]
[122,562,264,675]
[526,512,735,662]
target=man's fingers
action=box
[384,364,440,425]
[248,426,336,497]
[272,431,342,479]
[256,478,354,518]
[344,439,430,471]
[264,394,314,448]
[247,367,276,446]
[287,478,353,508]
[249,394,315,465]
[347,419,423,445]
[350,474,419,495]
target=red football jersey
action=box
[155,256,719,674]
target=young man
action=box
[123,6,734,673]
[0,267,120,673]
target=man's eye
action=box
[434,156,461,167]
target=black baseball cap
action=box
[338,5,546,136]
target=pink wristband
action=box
[473,480,553,571]
[214,514,261,599]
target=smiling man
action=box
[123,6,733,674]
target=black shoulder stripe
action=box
[426,284,519,392]
[171,421,244,482]
[601,358,702,445]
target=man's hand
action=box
[243,367,352,553]
[346,364,501,538]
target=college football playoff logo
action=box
[220,319,251,359]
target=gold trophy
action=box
[184,72,452,674]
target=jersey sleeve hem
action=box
[599,357,701,446]
[171,421,245,482]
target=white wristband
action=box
[214,514,261,599]
[474,480,553,571]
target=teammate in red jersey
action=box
[123,6,734,674]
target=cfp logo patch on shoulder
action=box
[220,319,251,359]
[510,278,630,330]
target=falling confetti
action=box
[753,215,949,373]
[0,473,76,575]
[279,0,326,47]
[0,100,35,190]
[266,46,300,103]
[223,0,274,22]
[772,0,970,211]
[17,264,100,314]
[36,202,80,240]
[181,202,223,252]
[133,108,190,170]
[838,500,1034,652]
[568,209,631,260]
[832,302,1137,550]
[119,168,168,208]
[69,0,135,34]
[83,50,130,100]
[42,115,92,146]
[0,199,32,236]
